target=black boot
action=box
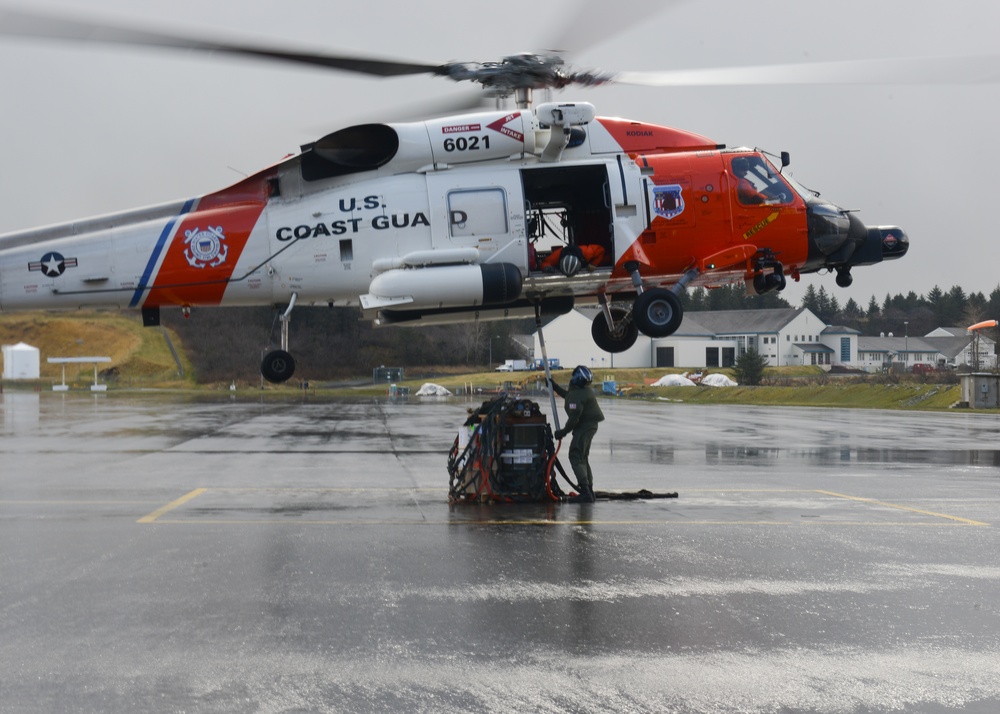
[572,483,596,503]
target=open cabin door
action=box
[520,164,614,272]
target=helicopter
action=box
[0,7,940,383]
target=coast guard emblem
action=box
[183,226,228,268]
[653,184,685,220]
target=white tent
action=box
[2,342,41,379]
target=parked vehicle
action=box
[531,358,562,371]
[496,359,529,372]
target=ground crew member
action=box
[550,365,604,502]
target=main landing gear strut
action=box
[261,293,297,384]
[591,262,697,353]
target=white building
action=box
[534,307,853,369]
[533,309,992,371]
[2,342,41,379]
[857,328,997,371]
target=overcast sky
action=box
[1,0,998,315]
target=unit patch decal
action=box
[29,252,78,277]
[183,226,228,269]
[653,184,685,220]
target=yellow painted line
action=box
[174,487,449,493]
[137,488,207,524]
[143,518,978,527]
[0,500,157,505]
[816,490,989,526]
[149,518,794,526]
[679,489,816,493]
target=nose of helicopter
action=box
[868,226,909,261]
[805,202,908,271]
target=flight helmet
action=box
[570,365,593,387]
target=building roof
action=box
[919,336,974,360]
[857,335,972,359]
[822,325,862,335]
[926,326,968,337]
[666,314,715,337]
[795,343,834,353]
[683,307,806,335]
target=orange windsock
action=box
[967,319,998,332]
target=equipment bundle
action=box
[447,394,579,503]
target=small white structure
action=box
[2,342,41,379]
[47,356,112,391]
[701,373,739,387]
[961,373,1000,409]
[415,382,452,396]
[651,374,697,387]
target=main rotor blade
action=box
[545,0,684,57]
[0,8,447,77]
[615,55,1000,86]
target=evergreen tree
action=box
[867,295,881,318]
[801,284,820,314]
[816,285,832,319]
[733,349,769,386]
[988,285,1000,318]
[937,286,968,326]
[843,298,864,319]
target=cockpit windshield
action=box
[730,154,797,206]
[778,170,817,203]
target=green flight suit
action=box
[552,381,605,497]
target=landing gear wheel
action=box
[261,349,296,384]
[591,307,638,353]
[632,288,683,338]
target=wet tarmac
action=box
[2,391,1000,713]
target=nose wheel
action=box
[261,349,296,383]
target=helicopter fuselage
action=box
[0,102,907,379]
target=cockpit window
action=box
[730,155,796,206]
[780,172,816,203]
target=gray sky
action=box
[2,0,999,314]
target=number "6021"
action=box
[443,135,491,152]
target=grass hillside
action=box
[0,311,192,387]
[342,367,965,411]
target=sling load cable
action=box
[534,302,570,499]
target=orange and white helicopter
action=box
[0,9,919,382]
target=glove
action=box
[554,428,567,440]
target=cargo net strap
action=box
[448,394,577,504]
